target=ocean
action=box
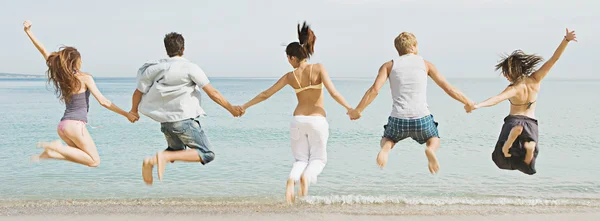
[0,77,599,208]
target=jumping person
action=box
[348,32,474,174]
[239,22,353,203]
[24,20,138,167]
[130,32,243,185]
[465,29,577,175]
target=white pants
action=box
[289,116,329,184]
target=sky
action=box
[0,0,598,78]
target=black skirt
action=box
[492,115,539,175]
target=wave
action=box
[300,195,600,207]
[2,195,599,208]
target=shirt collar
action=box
[168,56,188,61]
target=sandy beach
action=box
[1,213,599,221]
[1,199,599,221]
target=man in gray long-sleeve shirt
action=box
[130,32,243,185]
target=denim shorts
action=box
[383,115,440,144]
[160,117,215,165]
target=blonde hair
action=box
[394,32,417,55]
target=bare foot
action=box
[30,154,42,163]
[156,152,167,181]
[285,179,295,204]
[142,157,154,185]
[425,148,439,174]
[33,148,66,163]
[31,149,51,162]
[502,143,512,157]
[299,175,308,197]
[376,148,391,168]
[37,140,63,151]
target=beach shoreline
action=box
[2,199,599,218]
[1,203,599,221]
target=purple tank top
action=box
[61,90,90,123]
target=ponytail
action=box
[286,21,316,60]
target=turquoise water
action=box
[0,77,599,206]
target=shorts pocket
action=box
[169,121,189,134]
[290,127,300,140]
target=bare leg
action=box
[502,125,523,157]
[37,139,97,167]
[33,127,80,162]
[299,174,308,197]
[155,150,201,181]
[286,178,295,204]
[32,149,66,162]
[142,157,154,185]
[37,123,101,167]
[523,141,536,165]
[425,137,440,174]
[376,138,396,168]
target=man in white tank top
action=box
[348,32,473,174]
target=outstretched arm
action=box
[23,20,50,60]
[427,60,472,105]
[320,64,352,111]
[531,28,577,82]
[202,84,241,116]
[242,75,288,110]
[353,61,392,116]
[474,86,518,109]
[129,89,143,117]
[84,75,138,122]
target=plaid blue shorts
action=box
[383,115,439,144]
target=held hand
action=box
[230,106,245,117]
[129,110,139,117]
[126,112,140,123]
[565,28,577,42]
[129,110,140,119]
[464,101,476,113]
[23,20,32,32]
[239,105,246,116]
[347,109,361,120]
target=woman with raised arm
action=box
[24,20,138,167]
[466,29,577,175]
[240,22,353,203]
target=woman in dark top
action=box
[24,20,137,167]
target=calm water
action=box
[0,77,599,206]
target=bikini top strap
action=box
[308,64,313,86]
[292,69,302,88]
[527,100,536,109]
[509,99,536,109]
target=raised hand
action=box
[347,109,361,120]
[565,28,577,42]
[23,20,32,32]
